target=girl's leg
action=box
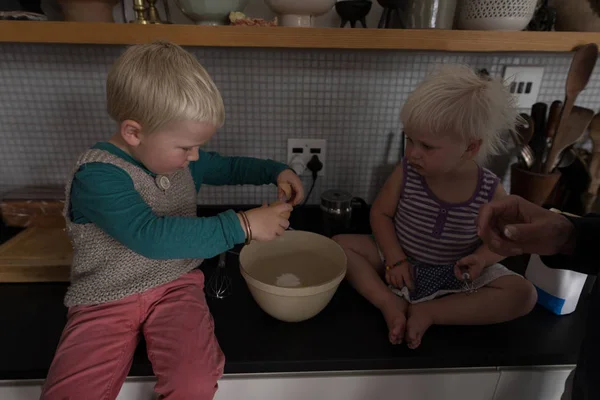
[143,269,225,400]
[334,234,408,344]
[406,275,537,349]
[41,298,141,400]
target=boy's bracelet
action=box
[239,211,253,245]
[385,258,408,271]
[237,212,249,242]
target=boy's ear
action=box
[120,120,144,147]
[465,139,482,158]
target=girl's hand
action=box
[385,260,414,291]
[244,203,292,241]
[277,169,304,206]
[454,254,486,280]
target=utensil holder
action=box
[510,163,561,206]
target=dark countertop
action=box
[0,206,590,381]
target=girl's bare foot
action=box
[406,303,434,350]
[379,294,408,345]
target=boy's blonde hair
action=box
[107,41,225,134]
[400,64,519,164]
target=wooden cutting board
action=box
[0,185,65,228]
[0,227,72,282]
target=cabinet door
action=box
[215,370,499,400]
[0,381,42,400]
[493,367,574,400]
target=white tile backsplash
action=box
[1,42,599,204]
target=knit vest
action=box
[62,149,202,306]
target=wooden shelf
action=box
[2,21,600,52]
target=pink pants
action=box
[40,269,225,400]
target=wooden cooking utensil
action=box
[0,226,72,282]
[584,114,600,212]
[589,113,600,153]
[543,106,595,174]
[584,152,600,212]
[529,103,548,172]
[546,100,563,141]
[544,43,598,173]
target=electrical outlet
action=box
[502,66,544,109]
[287,138,327,176]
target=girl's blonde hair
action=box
[107,41,225,134]
[400,64,519,164]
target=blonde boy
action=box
[41,41,302,400]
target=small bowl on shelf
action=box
[174,0,249,25]
[335,0,372,28]
[264,0,337,27]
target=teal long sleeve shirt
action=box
[69,142,289,260]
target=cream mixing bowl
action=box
[239,230,347,322]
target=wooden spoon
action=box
[589,113,600,153]
[584,114,600,212]
[543,43,598,173]
[544,106,595,173]
[546,100,563,142]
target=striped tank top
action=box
[394,158,500,265]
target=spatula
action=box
[546,100,563,142]
[544,106,595,173]
[543,43,598,173]
[584,114,600,212]
[589,113,600,153]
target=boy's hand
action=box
[245,203,292,241]
[385,261,414,291]
[455,254,485,280]
[277,169,304,206]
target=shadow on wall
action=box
[369,131,401,201]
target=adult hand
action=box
[477,195,575,257]
[277,169,304,206]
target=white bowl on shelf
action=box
[456,0,537,31]
[174,0,249,25]
[264,0,337,27]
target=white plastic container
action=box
[525,254,588,315]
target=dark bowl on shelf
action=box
[377,0,405,7]
[335,0,372,25]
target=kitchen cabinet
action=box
[214,370,500,400]
[1,21,600,53]
[493,367,574,400]
[0,368,506,400]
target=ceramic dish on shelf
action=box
[264,0,337,27]
[175,0,249,25]
[457,0,537,31]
